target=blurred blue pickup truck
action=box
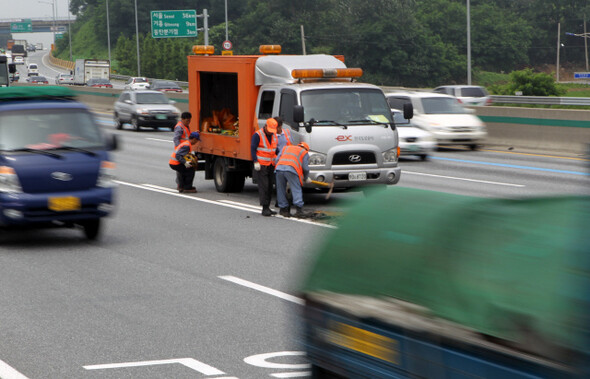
[301,187,590,378]
[0,86,118,239]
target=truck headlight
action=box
[137,108,150,115]
[0,166,23,193]
[308,151,327,166]
[97,161,117,188]
[382,147,399,163]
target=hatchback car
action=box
[386,91,486,150]
[432,85,492,106]
[113,90,180,131]
[87,78,113,88]
[26,75,49,84]
[13,56,24,65]
[150,80,183,93]
[55,73,74,85]
[391,109,436,160]
[124,77,150,90]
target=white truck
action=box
[73,59,110,85]
[188,45,407,192]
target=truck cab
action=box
[0,86,118,239]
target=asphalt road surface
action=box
[0,79,588,379]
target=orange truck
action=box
[188,45,405,193]
[6,40,14,51]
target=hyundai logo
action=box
[51,172,73,181]
[348,154,362,163]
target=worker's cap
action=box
[189,131,200,140]
[298,142,310,151]
[265,118,278,133]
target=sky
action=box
[3,0,74,49]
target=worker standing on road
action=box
[251,118,279,216]
[173,112,192,147]
[169,131,200,193]
[275,142,311,218]
[274,116,292,154]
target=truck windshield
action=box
[0,109,104,150]
[301,89,393,125]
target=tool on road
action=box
[310,179,335,200]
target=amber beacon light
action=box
[259,45,281,54]
[192,45,215,55]
[291,68,363,79]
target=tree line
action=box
[53,0,590,86]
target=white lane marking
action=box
[219,276,304,305]
[403,171,525,187]
[271,372,311,378]
[83,358,225,375]
[0,359,29,379]
[218,200,261,210]
[244,351,309,370]
[146,137,173,143]
[115,181,336,229]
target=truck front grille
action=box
[332,152,376,165]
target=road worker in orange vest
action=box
[251,118,279,216]
[275,142,311,218]
[173,112,192,147]
[169,131,200,193]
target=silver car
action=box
[113,90,180,131]
[432,85,492,106]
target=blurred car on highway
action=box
[432,85,492,106]
[113,90,180,131]
[55,73,74,85]
[10,71,20,83]
[124,76,150,90]
[26,75,49,84]
[13,56,24,65]
[27,63,39,76]
[386,91,486,150]
[86,78,113,88]
[391,109,436,160]
[150,80,183,93]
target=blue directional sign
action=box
[574,72,590,79]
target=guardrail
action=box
[110,74,188,87]
[491,95,590,106]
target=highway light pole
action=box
[134,0,140,76]
[38,0,56,44]
[68,0,72,61]
[466,0,471,85]
[106,0,111,68]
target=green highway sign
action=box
[151,10,197,38]
[11,22,33,33]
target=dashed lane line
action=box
[219,276,304,306]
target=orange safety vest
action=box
[281,128,292,146]
[255,128,278,166]
[169,140,192,165]
[176,121,190,144]
[277,145,307,185]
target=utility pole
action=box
[198,9,209,46]
[134,0,140,76]
[225,0,228,41]
[300,25,306,55]
[68,0,72,60]
[106,0,111,68]
[556,22,561,83]
[466,0,471,85]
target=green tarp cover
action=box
[302,187,590,351]
[0,86,76,100]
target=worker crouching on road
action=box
[169,131,200,193]
[251,118,279,216]
[275,142,311,218]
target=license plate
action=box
[409,144,419,151]
[349,172,367,181]
[327,322,399,364]
[48,196,80,211]
[155,114,167,120]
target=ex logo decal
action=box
[335,135,352,142]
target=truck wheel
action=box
[132,117,140,131]
[114,113,122,130]
[81,219,101,240]
[213,158,245,193]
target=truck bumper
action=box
[0,188,115,227]
[305,166,401,188]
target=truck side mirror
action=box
[403,103,414,120]
[293,105,304,123]
[8,63,16,74]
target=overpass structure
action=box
[0,17,74,35]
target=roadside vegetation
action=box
[51,0,590,93]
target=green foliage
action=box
[51,0,590,87]
[473,70,509,88]
[489,68,567,96]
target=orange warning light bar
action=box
[259,45,281,54]
[291,68,363,79]
[192,45,215,55]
